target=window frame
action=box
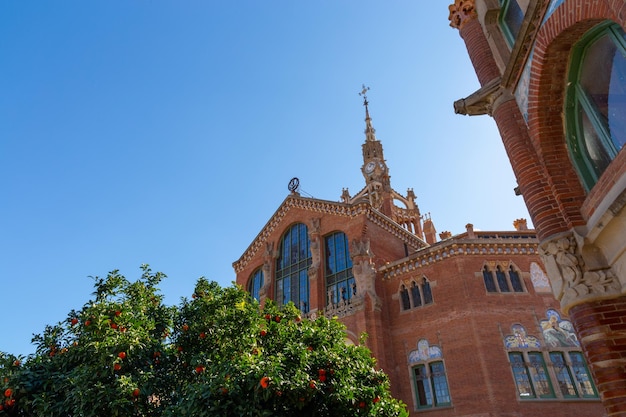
[505,319,599,401]
[498,0,524,47]
[565,22,626,190]
[482,263,526,294]
[412,361,451,409]
[399,277,434,312]
[324,231,355,306]
[248,268,264,302]
[275,223,311,313]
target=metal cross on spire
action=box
[359,84,370,106]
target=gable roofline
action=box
[233,193,429,273]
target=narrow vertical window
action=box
[499,0,524,47]
[509,265,524,292]
[248,268,264,302]
[276,223,311,312]
[496,265,511,292]
[550,352,578,398]
[422,277,433,305]
[483,266,497,292]
[414,365,433,408]
[410,281,422,307]
[324,232,354,306]
[430,362,451,406]
[528,352,555,397]
[510,352,535,398]
[570,352,598,397]
[400,285,411,311]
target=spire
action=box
[359,85,377,142]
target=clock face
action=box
[365,161,376,174]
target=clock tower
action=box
[359,86,392,214]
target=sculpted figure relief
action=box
[539,234,620,311]
[262,242,274,289]
[350,238,381,309]
[308,218,321,279]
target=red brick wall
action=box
[378,252,603,416]
[570,297,626,416]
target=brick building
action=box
[449,0,626,415]
[233,92,604,416]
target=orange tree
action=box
[0,267,408,417]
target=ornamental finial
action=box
[359,84,370,106]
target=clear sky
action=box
[1,1,532,356]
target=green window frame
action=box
[499,0,524,47]
[276,223,311,312]
[566,22,626,190]
[509,352,555,398]
[248,268,264,302]
[569,352,598,398]
[412,361,451,409]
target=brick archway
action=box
[526,1,621,233]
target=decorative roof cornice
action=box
[380,231,538,279]
[233,195,429,273]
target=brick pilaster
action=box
[570,297,626,417]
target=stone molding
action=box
[233,195,427,273]
[382,232,538,279]
[539,232,621,313]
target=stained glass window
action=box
[505,312,598,400]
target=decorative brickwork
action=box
[452,0,626,414]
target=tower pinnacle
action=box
[359,84,377,142]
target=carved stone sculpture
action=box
[539,233,620,312]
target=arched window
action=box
[483,263,526,293]
[410,281,422,307]
[509,265,524,292]
[400,285,411,311]
[566,22,626,190]
[496,265,511,292]
[483,265,497,292]
[400,278,433,311]
[248,268,264,302]
[276,223,311,312]
[324,231,355,306]
[422,277,433,305]
[498,0,524,47]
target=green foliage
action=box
[0,267,408,417]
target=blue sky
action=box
[1,2,531,356]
